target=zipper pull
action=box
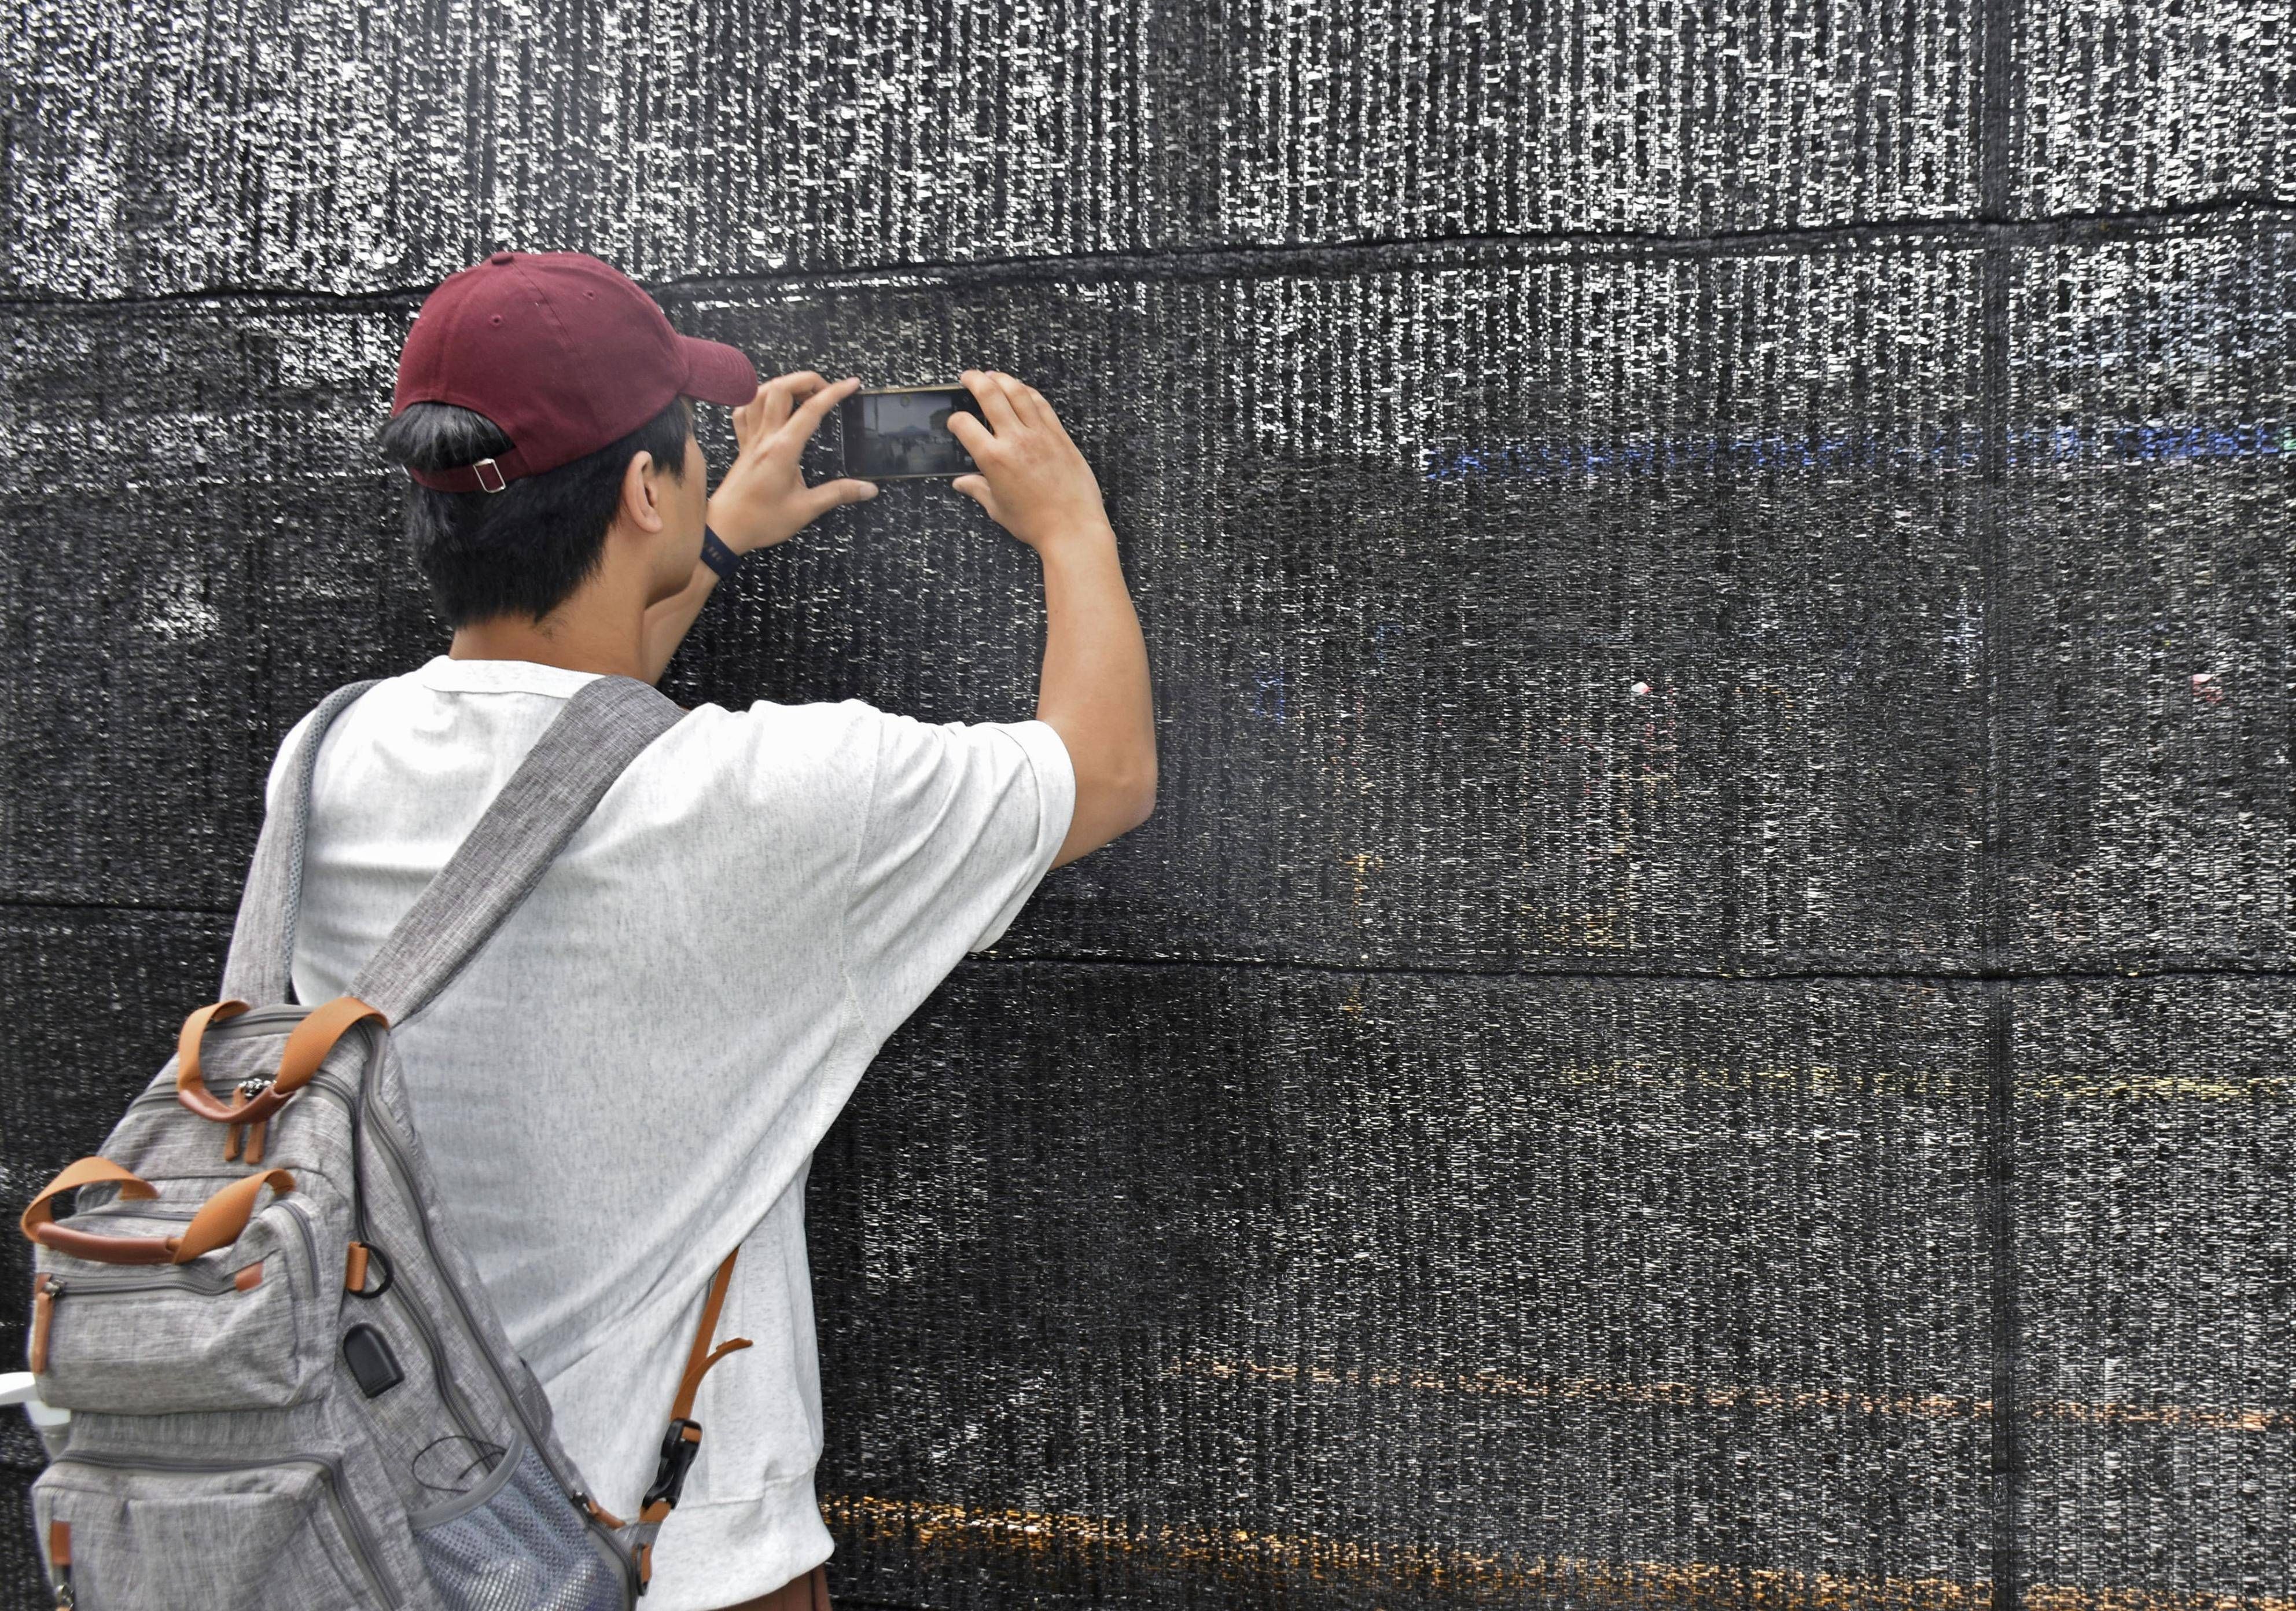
[226,1075,274,1162]
[48,1519,72,1608]
[30,1275,57,1375]
[241,1083,277,1161]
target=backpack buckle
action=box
[642,1418,703,1513]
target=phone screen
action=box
[837,386,983,480]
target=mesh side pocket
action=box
[413,1441,626,1611]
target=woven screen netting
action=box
[3,2,2292,1606]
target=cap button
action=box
[487,251,516,265]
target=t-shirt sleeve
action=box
[841,706,1076,1040]
[263,707,321,815]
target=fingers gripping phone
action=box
[836,385,985,480]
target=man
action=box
[275,249,1155,1610]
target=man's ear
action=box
[618,449,667,535]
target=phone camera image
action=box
[838,385,983,480]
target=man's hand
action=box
[707,372,877,553]
[947,370,1113,553]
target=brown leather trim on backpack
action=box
[176,995,387,1130]
[275,996,388,1093]
[175,998,253,1120]
[21,1157,295,1266]
[635,1250,755,1534]
[30,1275,54,1373]
[670,1252,752,1427]
[20,1157,159,1261]
[224,1082,275,1165]
[174,1169,295,1263]
[45,1517,72,1608]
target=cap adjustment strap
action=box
[403,444,536,494]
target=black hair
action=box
[373,395,694,627]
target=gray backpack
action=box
[21,675,748,1610]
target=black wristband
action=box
[699,525,741,582]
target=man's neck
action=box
[448,600,649,681]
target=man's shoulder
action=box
[664,693,888,755]
[670,697,1064,782]
[267,675,918,817]
[631,694,896,803]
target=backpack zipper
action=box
[280,1195,321,1283]
[42,1265,241,1300]
[129,1067,355,1119]
[379,1266,492,1448]
[358,1044,641,1597]
[326,1042,528,1478]
[48,1450,392,1605]
[35,1264,255,1380]
[46,1191,321,1290]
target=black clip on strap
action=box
[643,1418,703,1514]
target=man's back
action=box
[274,654,1073,1609]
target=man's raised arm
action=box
[948,369,1157,868]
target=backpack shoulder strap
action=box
[344,672,684,1027]
[220,679,384,1006]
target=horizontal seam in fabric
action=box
[415,685,583,695]
[657,1474,825,1508]
[411,681,591,698]
[7,201,2291,313]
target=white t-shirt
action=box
[269,653,1075,1610]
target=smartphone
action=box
[836,384,984,480]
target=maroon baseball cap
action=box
[392,249,760,493]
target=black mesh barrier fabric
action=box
[808,966,1995,1606]
[3,2,2293,1606]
